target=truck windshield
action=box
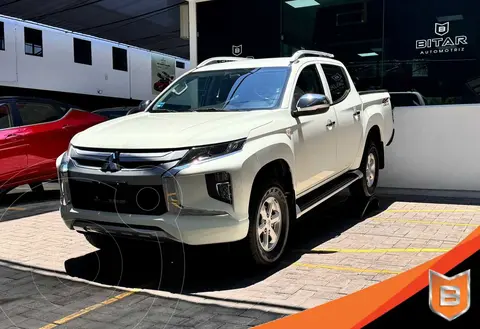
[149,67,290,112]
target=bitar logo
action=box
[429,269,471,321]
[416,21,467,55]
[232,45,243,56]
[435,22,449,36]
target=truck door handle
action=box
[353,109,361,119]
[326,120,336,130]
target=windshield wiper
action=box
[151,108,179,113]
[190,107,229,112]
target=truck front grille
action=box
[69,147,189,170]
[69,179,167,216]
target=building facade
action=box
[196,0,480,105]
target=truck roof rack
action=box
[196,56,251,68]
[290,50,335,63]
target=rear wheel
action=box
[244,180,290,266]
[350,141,380,198]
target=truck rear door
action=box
[319,63,363,172]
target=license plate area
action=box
[69,179,167,216]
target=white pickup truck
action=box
[57,50,394,266]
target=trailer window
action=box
[74,38,92,65]
[112,47,128,72]
[24,27,43,57]
[0,21,5,51]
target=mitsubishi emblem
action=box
[101,151,121,173]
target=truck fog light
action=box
[205,171,233,204]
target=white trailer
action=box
[0,14,190,109]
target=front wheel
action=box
[244,181,290,266]
[84,233,128,252]
[350,141,380,198]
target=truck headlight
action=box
[177,139,246,167]
[57,145,73,206]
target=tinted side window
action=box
[74,38,92,65]
[322,64,350,103]
[17,102,65,126]
[292,64,324,107]
[0,103,12,129]
[0,21,5,51]
[24,27,43,57]
[112,47,128,71]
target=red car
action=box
[0,97,106,195]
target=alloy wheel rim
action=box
[366,153,376,188]
[257,193,282,252]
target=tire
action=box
[29,183,45,193]
[350,140,380,198]
[0,188,12,197]
[244,180,290,266]
[84,233,125,251]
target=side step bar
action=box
[296,170,363,218]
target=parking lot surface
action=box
[1,185,479,329]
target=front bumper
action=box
[61,205,249,245]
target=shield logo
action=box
[434,22,450,36]
[232,45,243,56]
[429,269,471,321]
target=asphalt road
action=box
[0,183,60,222]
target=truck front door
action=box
[291,63,338,195]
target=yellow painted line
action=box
[38,289,139,329]
[308,247,451,253]
[3,206,26,211]
[386,209,480,213]
[370,217,479,227]
[293,262,401,274]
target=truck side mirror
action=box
[138,99,152,111]
[293,93,331,117]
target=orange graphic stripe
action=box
[255,227,480,329]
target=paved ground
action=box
[0,185,479,329]
[0,183,59,222]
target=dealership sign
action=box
[416,22,468,55]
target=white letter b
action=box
[440,285,460,306]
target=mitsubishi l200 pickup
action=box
[57,50,395,266]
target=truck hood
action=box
[71,111,276,149]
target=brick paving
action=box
[0,264,284,329]
[0,192,479,328]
